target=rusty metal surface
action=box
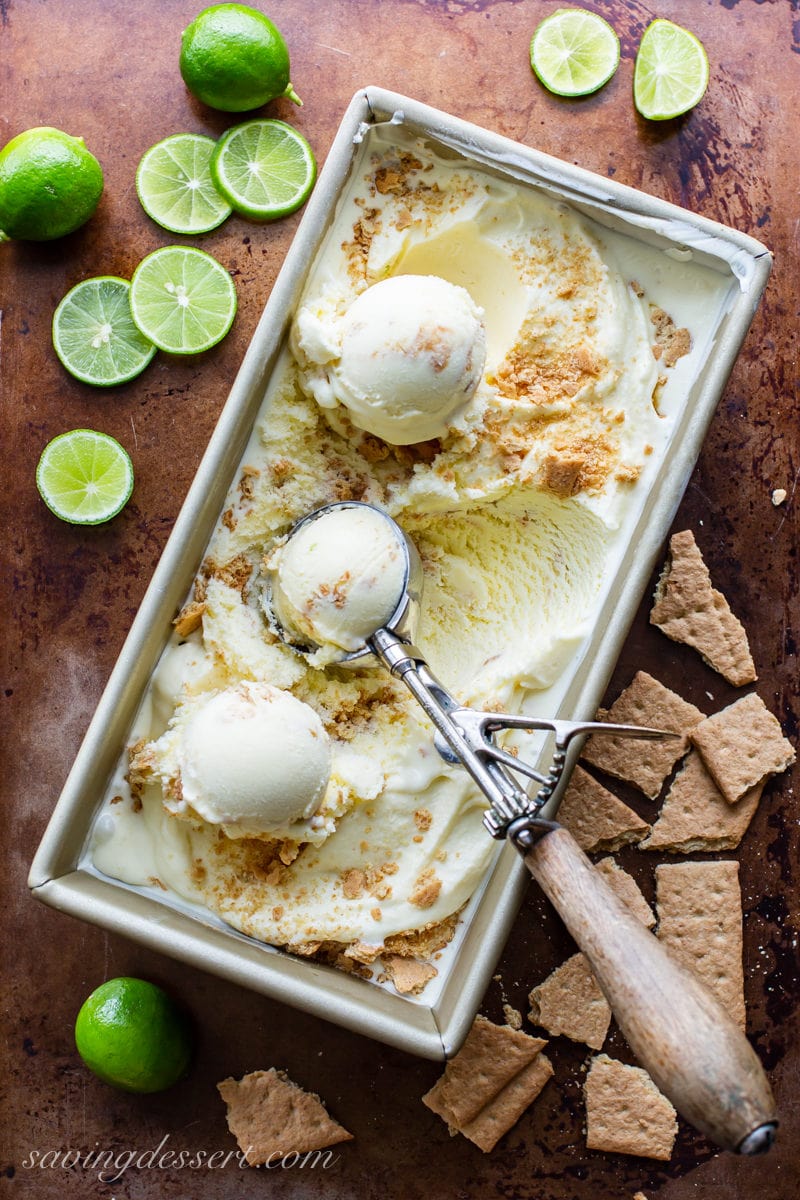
[1,1,797,1197]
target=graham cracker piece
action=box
[642,750,763,852]
[558,765,650,851]
[594,857,655,928]
[690,691,796,804]
[584,1054,677,1160]
[457,1054,554,1153]
[422,1016,552,1153]
[655,860,745,1028]
[650,530,757,686]
[528,952,611,1050]
[382,955,437,995]
[650,306,692,368]
[217,1069,353,1164]
[427,1015,547,1127]
[581,672,704,798]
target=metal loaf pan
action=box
[29,87,772,1061]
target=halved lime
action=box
[36,429,134,525]
[634,19,709,120]
[209,118,316,221]
[52,276,157,387]
[530,8,620,97]
[136,133,233,235]
[129,245,237,355]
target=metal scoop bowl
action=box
[262,501,776,1155]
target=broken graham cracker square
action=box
[690,691,796,804]
[528,863,653,1051]
[529,952,611,1051]
[655,860,745,1029]
[584,1054,677,1160]
[422,1015,553,1153]
[581,672,705,798]
[594,857,655,929]
[217,1069,353,1165]
[382,955,437,995]
[650,529,757,686]
[557,765,650,852]
[642,749,763,853]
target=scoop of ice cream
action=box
[176,682,331,834]
[268,504,407,659]
[310,275,486,445]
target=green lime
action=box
[210,118,316,221]
[36,429,134,525]
[75,977,192,1093]
[52,276,157,387]
[633,19,709,120]
[129,245,237,355]
[136,132,233,235]
[180,3,301,112]
[0,126,103,241]
[530,8,620,98]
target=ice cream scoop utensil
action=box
[266,503,777,1154]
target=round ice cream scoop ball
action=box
[332,275,487,445]
[268,503,408,658]
[179,683,331,833]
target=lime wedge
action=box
[136,133,232,235]
[129,245,237,355]
[52,276,156,387]
[36,429,134,525]
[210,119,316,221]
[530,8,620,97]
[634,19,709,120]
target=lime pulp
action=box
[209,118,316,221]
[136,133,233,235]
[129,245,237,355]
[36,429,134,525]
[52,276,156,386]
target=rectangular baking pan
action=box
[29,87,771,1060]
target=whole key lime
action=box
[0,127,103,241]
[179,4,302,112]
[74,977,193,1093]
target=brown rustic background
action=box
[2,1,798,1197]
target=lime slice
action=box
[52,276,156,387]
[530,8,620,97]
[210,119,316,221]
[36,429,134,525]
[135,133,232,235]
[634,19,709,120]
[129,245,237,355]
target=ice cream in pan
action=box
[87,129,776,1147]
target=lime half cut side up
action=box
[136,133,233,235]
[634,19,710,120]
[36,429,134,525]
[52,276,157,386]
[530,8,620,98]
[129,245,237,355]
[210,118,316,221]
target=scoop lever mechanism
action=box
[369,626,672,837]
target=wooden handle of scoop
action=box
[521,823,777,1152]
